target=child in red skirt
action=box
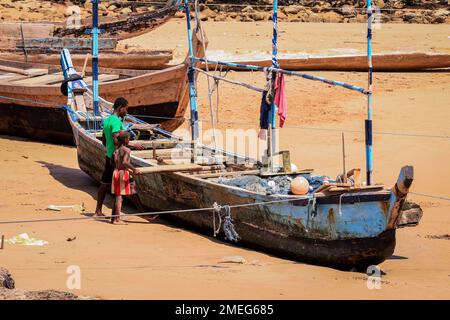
[111,130,141,225]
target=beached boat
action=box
[63,48,422,269]
[0,50,173,71]
[0,26,173,70]
[62,0,423,269]
[0,0,182,41]
[0,33,204,144]
[207,52,450,72]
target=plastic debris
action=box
[6,233,48,246]
[46,204,85,213]
[219,255,246,264]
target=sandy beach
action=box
[0,20,449,299]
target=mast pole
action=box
[365,0,373,185]
[184,0,199,163]
[91,0,99,127]
[268,0,279,172]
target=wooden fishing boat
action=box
[0,25,173,70]
[63,49,422,269]
[207,52,450,72]
[55,0,182,40]
[0,0,181,41]
[0,50,173,71]
[0,31,205,144]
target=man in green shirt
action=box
[95,97,129,216]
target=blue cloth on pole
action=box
[260,91,271,130]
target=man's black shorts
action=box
[100,156,114,184]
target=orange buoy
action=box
[290,176,310,195]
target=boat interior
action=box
[69,86,386,198]
[0,59,163,87]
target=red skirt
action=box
[111,169,135,195]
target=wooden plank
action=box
[0,74,28,82]
[260,169,314,177]
[326,184,384,193]
[0,65,47,76]
[0,58,155,78]
[138,164,203,174]
[16,38,118,50]
[11,72,63,85]
[132,140,179,150]
[353,168,361,188]
[83,74,120,85]
[0,22,55,38]
[74,94,87,113]
[193,170,261,179]
[209,53,450,72]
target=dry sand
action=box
[0,21,449,299]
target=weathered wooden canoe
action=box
[64,61,422,269]
[0,50,173,70]
[0,24,173,70]
[207,53,450,71]
[0,0,181,41]
[0,32,205,144]
[55,0,182,40]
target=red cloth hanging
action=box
[274,73,287,128]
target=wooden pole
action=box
[184,0,199,164]
[366,0,374,185]
[1,235,4,250]
[268,0,279,173]
[342,132,347,183]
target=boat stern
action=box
[386,165,422,229]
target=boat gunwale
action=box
[72,116,392,205]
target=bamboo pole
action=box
[366,0,374,185]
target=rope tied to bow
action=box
[212,202,240,242]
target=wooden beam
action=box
[83,74,120,85]
[260,169,314,177]
[193,169,261,179]
[11,72,63,85]
[0,22,55,38]
[0,65,47,76]
[138,164,203,174]
[15,37,118,50]
[131,140,179,150]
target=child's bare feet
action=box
[111,218,128,225]
[94,211,106,217]
[143,215,159,222]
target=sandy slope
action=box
[0,21,449,299]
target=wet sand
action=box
[0,21,449,299]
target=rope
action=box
[212,202,222,237]
[193,67,265,92]
[410,192,450,202]
[195,58,369,95]
[1,191,448,227]
[130,114,450,140]
[212,202,239,241]
[0,95,62,107]
[0,198,300,225]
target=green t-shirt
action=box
[103,114,124,158]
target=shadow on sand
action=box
[34,161,274,253]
